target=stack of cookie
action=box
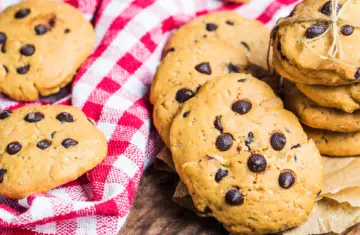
[0,1,108,199]
[151,11,324,235]
[273,0,360,157]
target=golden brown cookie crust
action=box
[151,41,248,146]
[297,83,360,113]
[0,0,95,101]
[0,105,107,199]
[304,125,360,157]
[163,11,270,69]
[284,82,360,133]
[273,0,360,85]
[170,74,323,234]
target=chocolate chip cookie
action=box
[284,82,360,133]
[163,11,270,69]
[296,83,360,113]
[151,41,248,146]
[304,125,360,157]
[273,0,360,85]
[0,105,107,199]
[0,0,95,101]
[170,74,323,234]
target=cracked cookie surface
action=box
[0,0,95,101]
[284,82,360,133]
[163,11,269,69]
[0,105,107,199]
[151,41,248,146]
[170,74,323,234]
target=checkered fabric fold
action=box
[0,0,297,234]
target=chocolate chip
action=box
[1,44,6,53]
[228,63,241,73]
[214,116,223,132]
[175,88,195,103]
[225,189,244,205]
[305,24,328,39]
[232,100,252,115]
[0,169,6,183]
[198,206,212,215]
[270,132,286,151]
[237,79,247,83]
[3,65,8,74]
[341,25,354,36]
[216,134,233,151]
[35,24,48,35]
[0,32,6,44]
[7,141,22,155]
[241,42,250,51]
[245,132,254,145]
[0,110,11,119]
[24,112,44,123]
[355,69,360,79]
[291,144,301,149]
[64,28,70,34]
[20,44,35,56]
[215,168,228,182]
[195,62,212,75]
[320,1,341,16]
[247,154,267,173]
[278,170,296,189]
[226,20,234,26]
[164,47,175,57]
[206,23,218,31]
[272,26,279,40]
[205,155,214,160]
[56,112,74,122]
[16,64,30,74]
[15,8,31,19]
[49,18,56,27]
[50,131,56,139]
[183,111,190,118]
[37,140,52,149]
[62,138,78,148]
[317,190,322,196]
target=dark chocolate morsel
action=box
[228,63,241,73]
[15,8,31,19]
[0,32,6,43]
[35,24,48,35]
[0,110,12,120]
[225,189,244,205]
[214,116,223,132]
[232,100,252,114]
[241,42,250,51]
[16,64,30,74]
[175,88,195,103]
[0,169,6,183]
[226,20,234,26]
[6,141,22,155]
[247,154,267,173]
[206,23,218,31]
[216,134,233,151]
[62,138,78,148]
[195,62,212,75]
[24,112,44,123]
[270,132,286,151]
[291,144,301,149]
[237,79,247,83]
[355,69,360,79]
[320,1,341,16]
[183,111,190,118]
[305,24,328,39]
[37,140,52,150]
[215,168,228,182]
[56,112,75,122]
[278,170,296,189]
[341,25,354,36]
[20,44,35,56]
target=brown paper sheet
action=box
[155,147,360,234]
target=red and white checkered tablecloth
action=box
[0,0,298,234]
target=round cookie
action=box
[273,0,360,85]
[284,82,360,133]
[0,105,107,199]
[151,41,249,146]
[0,0,95,101]
[296,83,360,113]
[163,11,270,69]
[170,73,323,234]
[304,126,360,157]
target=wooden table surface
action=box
[120,162,360,235]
